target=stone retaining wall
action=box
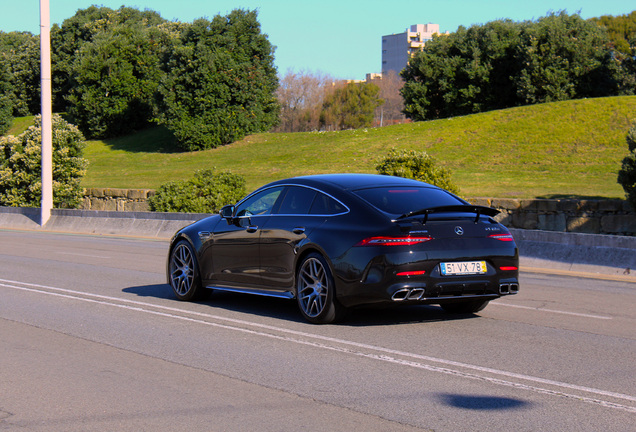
[469,198,635,235]
[81,188,154,212]
[81,189,636,236]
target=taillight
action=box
[489,233,514,241]
[499,266,518,271]
[355,236,433,246]
[396,270,427,276]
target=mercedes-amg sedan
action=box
[167,174,519,323]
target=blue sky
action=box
[2,1,634,80]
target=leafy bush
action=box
[149,169,246,213]
[617,123,636,209]
[0,114,88,208]
[376,149,460,195]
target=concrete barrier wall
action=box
[1,205,634,279]
[81,188,636,236]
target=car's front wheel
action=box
[169,240,204,301]
[440,299,490,314]
[296,253,345,324]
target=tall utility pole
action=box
[40,0,53,225]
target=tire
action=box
[440,299,490,314]
[296,253,346,324]
[168,240,204,301]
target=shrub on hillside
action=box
[149,169,246,213]
[376,149,460,195]
[0,114,88,208]
[617,123,636,210]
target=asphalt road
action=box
[1,230,634,431]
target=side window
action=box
[277,186,316,215]
[309,192,346,215]
[236,187,284,217]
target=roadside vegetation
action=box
[77,96,635,199]
[1,7,635,205]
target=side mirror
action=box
[220,205,235,221]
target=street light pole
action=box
[40,0,53,225]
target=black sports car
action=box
[167,174,519,323]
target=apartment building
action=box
[381,24,446,75]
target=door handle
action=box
[293,227,306,235]
[246,226,259,233]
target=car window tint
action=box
[353,187,463,215]
[277,186,317,215]
[236,187,284,217]
[309,192,346,215]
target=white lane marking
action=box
[490,302,612,320]
[1,278,635,414]
[58,252,111,259]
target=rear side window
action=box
[277,186,317,215]
[353,187,464,215]
[309,192,346,215]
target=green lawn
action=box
[9,96,636,199]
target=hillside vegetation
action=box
[6,96,635,199]
[80,96,636,199]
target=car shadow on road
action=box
[436,393,532,411]
[123,284,175,300]
[123,284,485,326]
[343,304,482,326]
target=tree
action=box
[274,69,334,132]
[155,9,280,151]
[401,12,628,121]
[0,115,88,208]
[320,82,383,130]
[0,31,40,116]
[515,12,621,104]
[402,19,523,120]
[590,11,636,95]
[618,123,636,210]
[590,11,636,56]
[65,22,168,138]
[0,60,12,135]
[370,70,406,126]
[51,6,166,112]
[0,95,11,136]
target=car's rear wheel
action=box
[169,240,204,301]
[296,253,345,324]
[440,299,490,314]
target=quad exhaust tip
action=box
[392,283,519,301]
[392,288,425,301]
[499,283,519,295]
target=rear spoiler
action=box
[396,205,500,223]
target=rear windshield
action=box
[353,187,464,215]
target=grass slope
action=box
[8,96,636,199]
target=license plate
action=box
[441,261,487,276]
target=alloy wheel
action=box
[297,257,329,318]
[170,243,195,296]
